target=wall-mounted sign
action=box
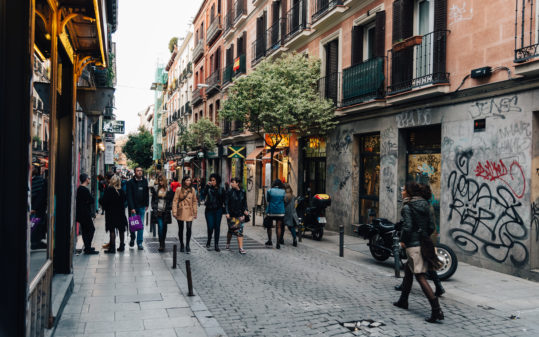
[265,134,289,149]
[104,133,115,142]
[228,146,245,159]
[102,120,125,134]
[104,142,115,164]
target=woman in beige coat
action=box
[172,176,198,253]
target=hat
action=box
[79,173,89,183]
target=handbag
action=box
[129,215,143,232]
[243,213,250,223]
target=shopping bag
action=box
[129,215,143,232]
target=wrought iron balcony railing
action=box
[342,57,385,106]
[312,0,343,23]
[192,88,204,106]
[185,101,192,114]
[388,30,449,95]
[206,69,221,97]
[514,0,539,62]
[193,39,204,63]
[285,0,308,42]
[266,19,285,54]
[234,0,247,22]
[223,64,233,84]
[318,72,341,107]
[224,10,234,34]
[251,36,266,64]
[207,14,222,45]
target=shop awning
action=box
[245,147,264,163]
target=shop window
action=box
[358,134,380,223]
[304,137,326,195]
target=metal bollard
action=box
[252,207,256,226]
[172,244,177,269]
[186,260,194,296]
[339,225,344,257]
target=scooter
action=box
[296,193,331,241]
[356,210,458,280]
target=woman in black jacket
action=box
[150,175,175,252]
[204,173,226,251]
[100,175,128,253]
[393,182,444,323]
[224,177,249,254]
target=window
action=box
[415,0,434,78]
[364,22,376,61]
[351,10,385,66]
[358,134,380,223]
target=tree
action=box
[220,52,336,172]
[122,127,153,169]
[168,37,178,53]
[177,118,221,153]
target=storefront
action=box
[262,134,290,186]
[302,137,327,195]
[357,134,380,224]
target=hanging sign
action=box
[228,146,246,159]
[102,120,125,134]
[264,134,289,149]
[104,142,115,164]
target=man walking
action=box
[126,167,149,250]
[76,173,98,254]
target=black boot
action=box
[426,298,444,323]
[105,243,116,254]
[117,243,125,252]
[180,243,185,253]
[293,238,297,247]
[393,293,409,309]
[435,284,446,297]
[186,245,191,254]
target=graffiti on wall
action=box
[468,96,522,119]
[330,129,353,155]
[449,1,473,26]
[495,121,532,156]
[447,149,529,267]
[474,159,526,199]
[380,127,397,166]
[396,108,432,128]
[532,200,539,242]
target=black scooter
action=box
[356,210,458,280]
[296,193,331,241]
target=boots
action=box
[293,238,297,247]
[393,293,409,309]
[158,241,164,252]
[105,242,116,254]
[426,298,444,323]
[117,243,125,252]
[434,284,446,297]
[180,243,185,253]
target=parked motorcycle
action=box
[296,193,331,241]
[356,215,458,280]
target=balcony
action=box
[192,88,204,106]
[341,57,385,107]
[234,0,247,25]
[193,40,204,63]
[514,0,539,76]
[206,70,221,97]
[311,0,348,29]
[234,54,247,77]
[251,36,266,65]
[224,10,235,39]
[284,0,312,47]
[266,19,286,56]
[387,30,449,99]
[207,14,222,46]
[223,64,233,85]
[318,72,341,107]
[185,102,192,114]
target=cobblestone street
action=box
[156,207,538,337]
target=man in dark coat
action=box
[76,173,98,254]
[126,167,149,250]
[30,166,48,250]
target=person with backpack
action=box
[264,179,286,249]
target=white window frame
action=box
[363,21,376,61]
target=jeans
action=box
[130,207,145,245]
[156,217,167,243]
[205,208,223,247]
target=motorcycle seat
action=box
[374,218,395,231]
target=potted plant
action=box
[393,35,423,52]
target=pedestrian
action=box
[76,173,98,255]
[283,183,299,247]
[203,173,225,252]
[30,166,48,250]
[150,175,175,252]
[97,175,106,215]
[126,167,149,250]
[264,179,286,249]
[172,176,198,254]
[224,177,249,254]
[393,182,444,323]
[100,175,128,253]
[170,177,180,193]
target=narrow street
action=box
[53,206,538,337]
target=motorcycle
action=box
[356,212,458,280]
[296,193,331,241]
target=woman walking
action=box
[393,182,444,323]
[283,184,299,247]
[225,177,249,254]
[264,179,286,249]
[100,175,128,253]
[203,173,225,251]
[172,176,198,254]
[150,175,175,252]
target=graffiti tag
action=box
[532,201,539,242]
[474,159,525,199]
[396,108,432,128]
[449,1,473,26]
[468,96,521,119]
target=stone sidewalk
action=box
[52,214,226,337]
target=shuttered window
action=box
[351,25,363,66]
[374,10,386,58]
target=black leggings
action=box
[178,220,192,246]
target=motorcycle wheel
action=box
[369,234,390,261]
[435,243,458,281]
[312,227,324,241]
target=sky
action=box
[112,0,202,134]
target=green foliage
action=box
[220,53,336,151]
[122,127,153,169]
[106,53,115,87]
[168,37,178,53]
[177,118,221,152]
